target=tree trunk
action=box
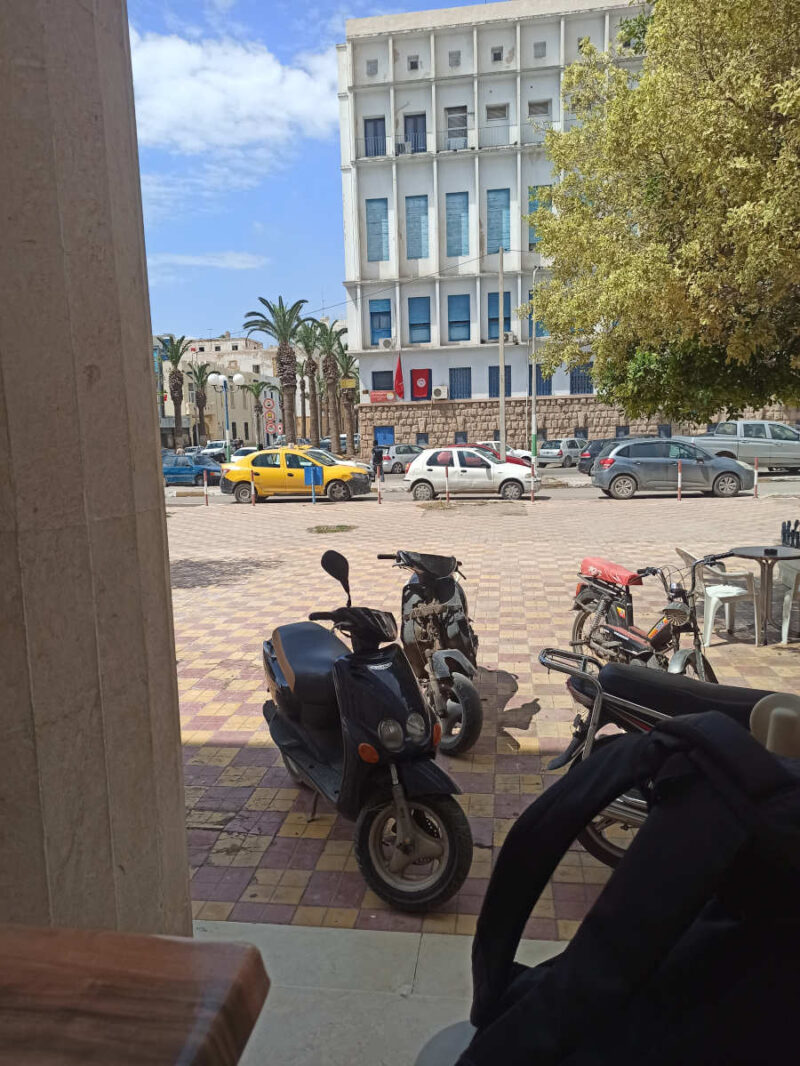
[321,387,329,437]
[299,374,307,440]
[343,392,355,455]
[169,368,184,446]
[327,378,341,453]
[254,402,263,448]
[196,394,207,441]
[307,361,320,446]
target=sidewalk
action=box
[195,920,563,1066]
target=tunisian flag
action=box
[394,354,405,398]
[411,369,431,400]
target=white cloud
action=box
[148,251,268,270]
[130,26,339,156]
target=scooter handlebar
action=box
[309,611,336,621]
[376,553,397,560]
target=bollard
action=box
[530,458,536,503]
[251,466,256,506]
[677,459,682,501]
[754,456,759,499]
[445,462,450,503]
[377,473,382,505]
[204,468,209,506]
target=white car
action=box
[231,446,258,461]
[476,441,532,462]
[537,437,588,468]
[403,447,541,501]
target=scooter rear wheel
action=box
[355,793,472,912]
[439,673,483,756]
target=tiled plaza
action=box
[172,490,800,938]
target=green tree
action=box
[522,0,800,421]
[295,320,321,446]
[158,335,192,445]
[238,380,272,447]
[336,342,359,454]
[317,322,348,453]
[186,360,213,442]
[242,297,308,440]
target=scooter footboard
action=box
[430,648,475,680]
[398,758,460,797]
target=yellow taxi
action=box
[220,447,371,504]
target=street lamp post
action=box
[530,266,540,489]
[208,372,245,461]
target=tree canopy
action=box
[524,0,800,421]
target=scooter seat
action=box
[272,622,349,705]
[574,663,774,729]
[398,551,457,578]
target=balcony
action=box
[521,118,556,145]
[478,124,514,148]
[436,125,475,151]
[356,135,389,159]
[395,132,429,155]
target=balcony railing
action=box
[436,126,475,151]
[521,118,555,144]
[356,136,389,159]
[395,132,429,155]
[479,124,513,148]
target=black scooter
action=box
[262,550,473,911]
[379,551,483,755]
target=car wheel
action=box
[712,472,741,498]
[562,455,573,468]
[233,482,252,504]
[326,479,351,502]
[609,474,637,500]
[193,474,204,486]
[412,480,435,501]
[499,479,524,500]
[391,462,404,474]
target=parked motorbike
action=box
[262,549,473,911]
[571,553,727,681]
[378,550,483,755]
[538,645,777,867]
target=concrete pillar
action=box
[0,0,191,934]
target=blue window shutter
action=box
[366,198,389,261]
[487,291,511,339]
[369,298,392,345]
[405,195,428,259]
[489,366,511,397]
[408,296,431,343]
[570,363,593,394]
[487,188,510,253]
[530,364,552,396]
[447,294,470,341]
[449,367,472,399]
[446,192,469,257]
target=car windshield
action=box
[306,449,338,466]
[540,441,560,449]
[472,449,501,464]
[194,455,217,466]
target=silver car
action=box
[591,438,754,499]
[382,444,424,474]
[537,437,587,468]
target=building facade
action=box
[337,0,643,453]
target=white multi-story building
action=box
[337,0,644,449]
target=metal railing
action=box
[521,118,556,144]
[436,127,474,151]
[395,133,429,155]
[356,136,389,159]
[479,123,514,148]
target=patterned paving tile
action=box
[170,492,800,939]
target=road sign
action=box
[263,398,275,410]
[340,376,357,389]
[265,421,277,433]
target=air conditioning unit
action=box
[503,332,519,345]
[432,385,449,400]
[380,336,396,350]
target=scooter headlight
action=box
[406,713,427,742]
[378,717,405,751]
[663,600,691,626]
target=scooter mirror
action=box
[321,550,351,606]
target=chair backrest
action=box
[675,547,703,591]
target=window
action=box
[173,456,191,468]
[408,297,431,343]
[416,432,429,446]
[529,363,552,396]
[375,425,395,446]
[430,450,454,466]
[658,423,672,438]
[403,113,427,152]
[570,363,594,394]
[491,46,503,62]
[487,291,511,340]
[485,103,509,121]
[628,441,668,458]
[445,191,469,256]
[533,41,547,59]
[252,364,260,374]
[231,421,237,438]
[743,423,767,438]
[669,442,703,460]
[198,346,205,352]
[449,367,472,399]
[286,452,316,469]
[366,59,378,76]
[244,422,249,439]
[405,195,429,259]
[371,370,394,391]
[615,425,629,438]
[528,188,552,250]
[369,299,392,346]
[574,426,588,439]
[487,188,510,253]
[232,344,238,351]
[408,54,420,71]
[528,100,551,118]
[715,422,737,435]
[366,198,389,261]
[214,345,221,351]
[445,105,468,150]
[364,117,386,157]
[488,365,512,398]
[447,294,470,341]
[448,50,461,68]
[454,432,468,445]
[770,423,800,440]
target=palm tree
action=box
[186,360,213,442]
[295,320,321,446]
[158,335,192,445]
[336,342,359,455]
[242,297,307,441]
[317,322,347,453]
[238,380,272,447]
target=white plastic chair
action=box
[777,561,800,643]
[675,548,761,647]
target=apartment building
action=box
[337,0,646,450]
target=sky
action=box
[129,0,482,338]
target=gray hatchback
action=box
[591,437,754,499]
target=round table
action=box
[730,546,800,645]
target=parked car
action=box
[577,438,616,476]
[537,437,588,468]
[305,448,374,482]
[162,452,221,486]
[201,439,228,462]
[467,443,530,467]
[381,444,424,473]
[403,447,541,501]
[220,447,371,503]
[231,446,258,461]
[591,438,754,499]
[184,445,202,456]
[675,420,800,471]
[476,441,532,463]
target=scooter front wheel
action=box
[355,793,472,912]
[439,673,483,756]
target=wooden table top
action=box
[0,924,269,1065]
